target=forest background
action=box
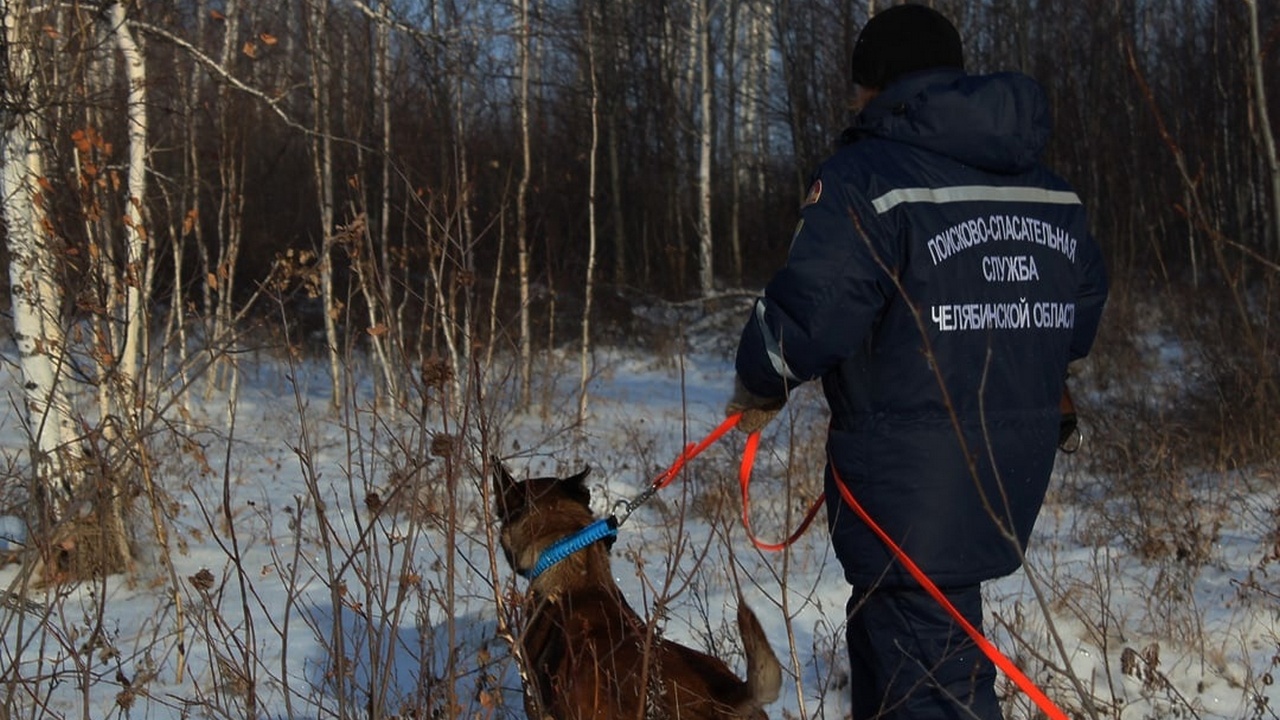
[1,0,1279,718]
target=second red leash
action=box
[736,418,1069,720]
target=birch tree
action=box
[695,0,714,295]
[168,0,211,411]
[78,16,127,424]
[307,0,343,406]
[1,1,84,519]
[725,0,743,285]
[343,25,400,409]
[108,1,151,421]
[726,0,771,285]
[448,17,476,402]
[578,0,601,425]
[208,0,248,400]
[516,0,534,408]
[1244,0,1280,253]
[373,0,401,404]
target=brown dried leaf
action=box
[72,129,91,153]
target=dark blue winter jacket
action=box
[734,68,1108,588]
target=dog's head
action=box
[493,461,603,577]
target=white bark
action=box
[207,0,246,399]
[516,0,533,408]
[346,15,397,408]
[424,222,462,404]
[579,4,601,425]
[452,44,474,402]
[695,0,714,295]
[83,18,121,423]
[308,0,343,406]
[2,4,82,509]
[752,2,770,194]
[727,0,764,284]
[1244,0,1280,252]
[192,0,212,337]
[171,0,208,414]
[110,2,150,415]
[376,1,400,404]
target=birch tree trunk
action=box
[728,0,768,285]
[308,0,343,407]
[578,3,601,426]
[1244,0,1280,253]
[345,15,397,409]
[516,0,533,408]
[695,0,714,295]
[1,2,83,517]
[208,0,246,399]
[726,0,742,285]
[81,18,122,424]
[375,0,401,406]
[109,2,150,421]
[451,50,474,404]
[750,3,769,197]
[162,1,206,413]
[193,0,212,332]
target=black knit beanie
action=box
[850,4,964,90]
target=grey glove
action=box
[725,376,786,434]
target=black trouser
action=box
[846,584,1002,720]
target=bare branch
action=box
[129,19,309,134]
[345,0,448,45]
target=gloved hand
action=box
[725,376,786,434]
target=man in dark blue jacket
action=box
[727,5,1108,719]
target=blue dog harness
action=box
[518,517,619,581]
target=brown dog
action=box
[494,463,783,720]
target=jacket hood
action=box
[849,68,1052,174]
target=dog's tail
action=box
[735,597,783,715]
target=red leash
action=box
[737,428,826,551]
[645,413,1068,720]
[645,414,823,550]
[613,414,746,527]
[649,414,742,490]
[731,417,1068,719]
[827,464,1069,720]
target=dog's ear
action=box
[559,467,592,509]
[492,457,520,519]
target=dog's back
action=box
[495,464,782,720]
[524,589,779,720]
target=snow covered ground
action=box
[0,343,1277,719]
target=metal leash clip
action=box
[611,482,661,527]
